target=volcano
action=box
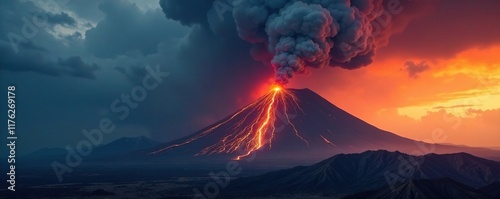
[147,88,498,165]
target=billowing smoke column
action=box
[233,0,384,85]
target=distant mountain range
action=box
[21,136,163,165]
[222,150,500,198]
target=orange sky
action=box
[287,45,500,148]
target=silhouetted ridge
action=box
[222,150,500,197]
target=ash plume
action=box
[232,0,385,85]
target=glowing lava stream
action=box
[234,86,279,160]
[151,85,309,160]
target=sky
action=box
[1,0,499,154]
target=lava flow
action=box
[151,84,309,160]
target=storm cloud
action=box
[46,12,78,27]
[0,40,99,79]
[0,0,98,79]
[85,0,189,58]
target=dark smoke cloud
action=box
[232,0,385,84]
[404,60,429,78]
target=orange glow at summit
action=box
[272,84,283,92]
